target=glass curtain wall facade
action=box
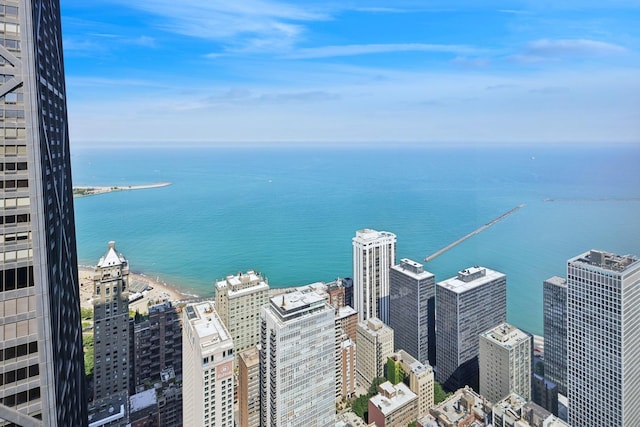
[0,0,86,425]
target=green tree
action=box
[368,377,387,395]
[83,334,94,377]
[80,307,93,320]
[352,394,369,419]
[434,381,452,404]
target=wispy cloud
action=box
[525,38,627,57]
[285,43,480,59]
[110,0,328,52]
[451,56,491,68]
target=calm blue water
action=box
[70,143,640,336]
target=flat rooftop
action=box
[544,276,567,288]
[353,229,396,243]
[570,249,639,273]
[437,266,505,294]
[269,290,329,322]
[481,323,530,347]
[215,270,269,296]
[369,382,417,415]
[392,258,434,280]
[185,301,230,344]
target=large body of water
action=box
[71,143,640,336]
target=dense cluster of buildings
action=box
[74,233,640,426]
[0,2,638,425]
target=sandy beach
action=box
[78,266,194,314]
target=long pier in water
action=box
[424,204,525,263]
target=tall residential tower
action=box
[182,301,234,427]
[0,0,86,425]
[542,276,567,395]
[389,258,436,366]
[260,291,336,427]
[479,322,531,403]
[567,250,640,426]
[91,242,130,404]
[352,229,396,323]
[214,271,269,364]
[436,266,507,392]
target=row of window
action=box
[0,387,41,408]
[0,162,27,171]
[0,212,29,225]
[0,145,26,155]
[0,179,28,189]
[0,341,38,362]
[0,363,39,386]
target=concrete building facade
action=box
[355,317,394,389]
[214,270,269,364]
[492,393,570,427]
[0,0,87,425]
[237,347,259,427]
[340,337,356,399]
[567,250,640,427]
[130,301,182,426]
[435,266,507,392]
[389,258,436,366]
[182,302,234,427]
[420,386,491,427]
[390,350,435,419]
[368,381,418,427]
[259,291,336,427]
[352,229,396,323]
[543,276,567,395]
[92,242,131,406]
[479,322,531,403]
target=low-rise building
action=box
[418,386,491,427]
[389,350,435,418]
[493,393,570,427]
[368,381,418,427]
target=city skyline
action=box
[61,1,639,145]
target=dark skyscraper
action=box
[543,276,567,396]
[389,258,436,366]
[0,0,87,425]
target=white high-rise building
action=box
[353,229,396,323]
[182,302,234,427]
[567,250,640,427]
[479,323,532,403]
[215,270,269,363]
[260,291,336,426]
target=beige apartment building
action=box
[214,270,269,363]
[182,301,234,427]
[356,317,394,389]
[479,322,532,403]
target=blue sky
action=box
[61,1,640,145]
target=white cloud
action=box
[285,43,480,59]
[525,39,627,57]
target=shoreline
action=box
[73,182,171,198]
[78,265,195,314]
